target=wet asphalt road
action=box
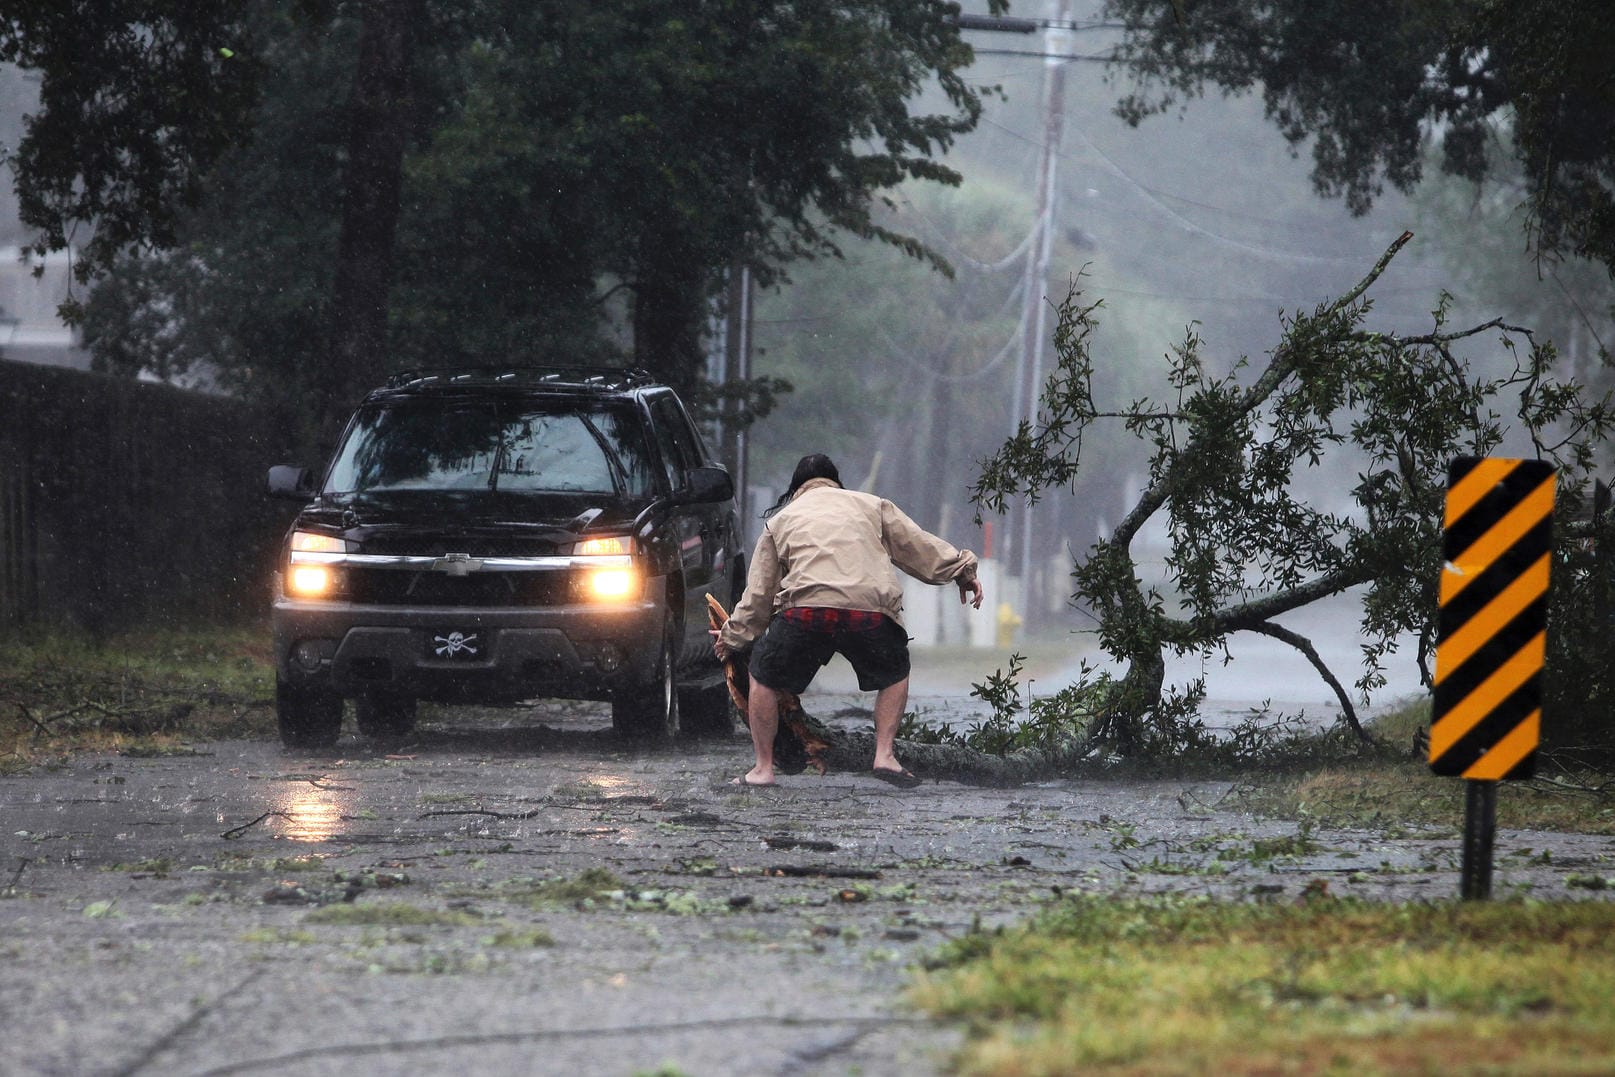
[3,695,1613,1077]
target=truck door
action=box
[647,395,719,659]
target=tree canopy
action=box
[1101,0,1615,276]
[4,0,1008,445]
[0,0,260,294]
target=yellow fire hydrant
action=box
[996,602,1022,648]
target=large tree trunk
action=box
[1110,649,1166,751]
[631,231,711,397]
[820,730,1071,786]
[321,0,420,444]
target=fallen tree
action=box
[965,231,1613,759]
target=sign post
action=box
[1460,781,1498,900]
[1430,457,1554,900]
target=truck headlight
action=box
[286,531,349,599]
[573,536,630,556]
[289,565,335,597]
[586,567,637,600]
[571,535,637,600]
[291,530,349,553]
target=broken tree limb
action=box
[416,808,543,820]
[706,595,833,773]
[42,700,196,736]
[221,810,292,839]
[766,864,881,879]
[17,703,52,739]
[818,726,1104,787]
[1101,232,1415,562]
[1244,621,1375,746]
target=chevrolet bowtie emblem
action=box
[432,552,484,576]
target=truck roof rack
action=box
[381,366,658,392]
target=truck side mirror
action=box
[683,465,734,504]
[267,464,316,500]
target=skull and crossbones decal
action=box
[433,631,479,657]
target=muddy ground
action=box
[3,678,1613,1077]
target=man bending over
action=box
[712,453,985,787]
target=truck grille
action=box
[346,569,574,607]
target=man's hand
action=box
[709,628,729,661]
[957,575,984,610]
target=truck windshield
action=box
[324,401,658,497]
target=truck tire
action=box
[681,564,745,737]
[612,615,680,741]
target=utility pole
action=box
[1010,0,1073,632]
[719,9,1057,547]
[717,263,754,535]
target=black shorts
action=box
[748,614,911,694]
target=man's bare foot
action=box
[871,766,923,788]
[730,767,776,787]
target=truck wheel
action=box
[355,692,417,739]
[612,616,680,741]
[678,681,737,738]
[276,677,343,749]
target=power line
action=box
[953,14,1124,33]
[880,275,1029,385]
[892,197,1042,275]
[1071,122,1409,265]
[1087,281,1461,304]
[978,115,1398,266]
[973,49,1125,62]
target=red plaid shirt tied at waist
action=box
[780,607,887,632]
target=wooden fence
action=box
[0,360,297,634]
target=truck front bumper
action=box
[273,584,669,703]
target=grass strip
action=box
[911,895,1615,1076]
[1228,700,1615,835]
[0,622,275,769]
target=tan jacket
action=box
[719,478,978,650]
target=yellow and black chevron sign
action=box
[1430,457,1554,780]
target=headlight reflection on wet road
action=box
[273,785,354,843]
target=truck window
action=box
[325,400,657,497]
[649,395,706,491]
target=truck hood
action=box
[297,491,647,557]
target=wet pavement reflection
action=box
[271,784,354,843]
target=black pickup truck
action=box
[266,367,743,748]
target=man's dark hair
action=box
[764,453,841,517]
